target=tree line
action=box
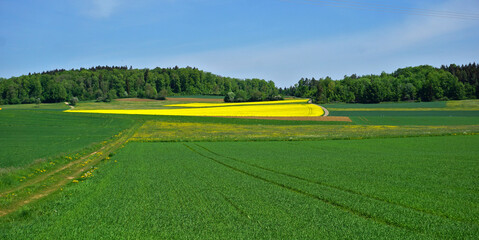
[0,66,279,105]
[280,64,478,103]
[1,63,477,105]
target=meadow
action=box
[0,98,478,238]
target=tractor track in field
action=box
[218,192,252,220]
[192,143,476,226]
[185,162,254,221]
[0,123,141,217]
[182,143,419,234]
[0,147,107,197]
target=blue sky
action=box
[1,0,478,87]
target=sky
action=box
[0,0,478,87]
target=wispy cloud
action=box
[82,0,123,18]
[147,0,479,86]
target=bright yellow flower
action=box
[66,102,323,117]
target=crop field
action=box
[0,109,133,169]
[324,100,479,111]
[164,99,308,107]
[1,137,478,238]
[1,99,478,238]
[323,101,447,109]
[66,99,323,117]
[325,100,479,127]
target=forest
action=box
[0,66,279,104]
[0,63,477,105]
[280,63,479,103]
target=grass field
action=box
[0,99,478,238]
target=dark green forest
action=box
[280,63,478,103]
[0,63,477,105]
[0,66,279,104]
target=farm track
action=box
[192,143,477,226]
[0,122,142,217]
[1,147,106,197]
[318,105,329,116]
[182,143,419,234]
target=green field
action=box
[0,99,478,238]
[324,100,479,110]
[167,95,224,99]
[323,101,447,109]
[0,110,133,168]
[325,100,479,126]
[1,138,478,238]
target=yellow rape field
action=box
[164,99,308,107]
[65,103,324,117]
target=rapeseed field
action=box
[164,99,308,107]
[65,101,324,117]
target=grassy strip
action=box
[0,103,69,110]
[130,121,479,142]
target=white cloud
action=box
[146,0,479,87]
[83,0,123,18]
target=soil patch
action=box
[216,116,352,122]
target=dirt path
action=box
[64,102,74,109]
[0,123,140,217]
[318,105,329,116]
[0,148,104,197]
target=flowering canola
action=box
[164,99,308,108]
[65,102,324,117]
